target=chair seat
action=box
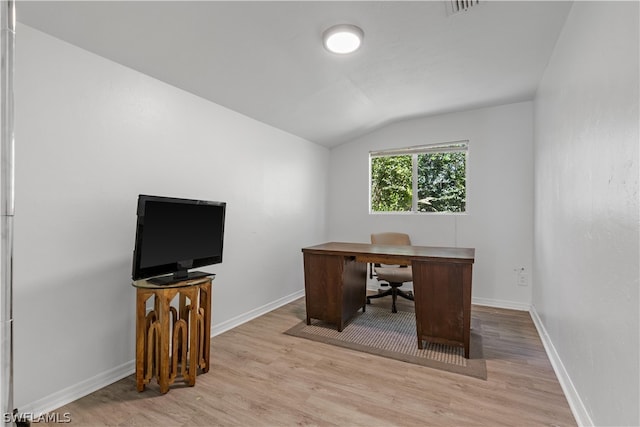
[374,266,412,284]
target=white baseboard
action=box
[19,289,305,417]
[210,289,304,337]
[529,305,591,427]
[18,360,134,417]
[366,288,531,312]
[471,296,531,311]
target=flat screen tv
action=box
[132,195,226,285]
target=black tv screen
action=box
[132,195,226,285]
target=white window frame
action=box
[369,140,469,214]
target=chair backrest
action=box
[370,233,412,277]
[371,232,411,246]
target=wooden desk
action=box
[132,276,213,393]
[302,242,475,357]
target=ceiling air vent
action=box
[447,0,480,15]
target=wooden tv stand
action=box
[132,276,213,393]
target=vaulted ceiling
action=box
[16,1,573,147]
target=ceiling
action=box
[16,1,573,147]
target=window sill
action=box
[369,211,468,216]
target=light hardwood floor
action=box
[42,297,576,426]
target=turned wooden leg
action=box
[158,292,171,394]
[201,281,212,373]
[135,290,147,392]
[186,288,198,386]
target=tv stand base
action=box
[132,276,213,393]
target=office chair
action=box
[368,232,414,313]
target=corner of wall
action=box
[529,305,592,427]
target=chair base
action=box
[367,283,414,313]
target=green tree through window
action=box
[370,155,412,211]
[370,142,467,213]
[417,152,466,212]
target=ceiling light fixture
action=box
[323,24,364,54]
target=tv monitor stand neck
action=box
[148,271,212,286]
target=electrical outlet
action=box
[517,269,528,286]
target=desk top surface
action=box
[302,242,474,262]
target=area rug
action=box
[285,305,487,380]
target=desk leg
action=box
[462,265,472,359]
[303,253,366,331]
[412,260,473,358]
[339,258,367,331]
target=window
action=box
[370,141,468,213]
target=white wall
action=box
[533,2,639,426]
[13,24,328,411]
[328,102,534,308]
